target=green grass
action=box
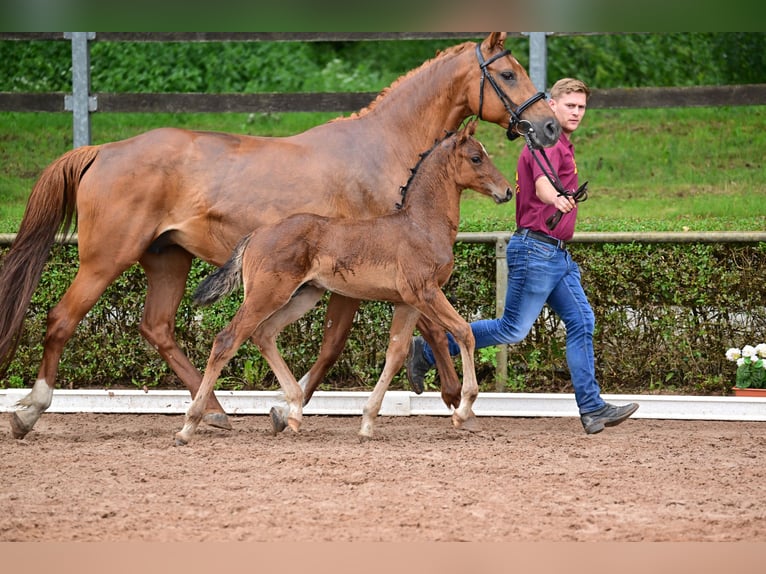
[1,106,765,233]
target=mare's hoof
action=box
[453,413,481,432]
[10,412,31,439]
[174,435,189,447]
[202,412,232,431]
[269,406,288,436]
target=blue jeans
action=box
[423,231,606,414]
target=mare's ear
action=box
[482,32,507,53]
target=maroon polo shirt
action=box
[515,132,578,242]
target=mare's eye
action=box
[501,71,515,81]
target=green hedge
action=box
[2,241,764,395]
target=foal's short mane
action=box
[396,129,456,210]
[334,42,472,123]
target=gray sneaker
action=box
[405,336,431,394]
[580,402,639,434]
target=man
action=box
[406,78,638,434]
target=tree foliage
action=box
[0,33,763,94]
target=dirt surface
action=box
[1,412,765,542]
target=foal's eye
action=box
[500,71,515,81]
[471,155,482,164]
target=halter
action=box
[475,43,546,141]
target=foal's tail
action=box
[0,145,99,377]
[193,235,252,306]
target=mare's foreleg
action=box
[11,263,126,439]
[359,304,421,440]
[298,293,361,404]
[415,315,461,409]
[140,248,231,430]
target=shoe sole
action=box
[583,403,639,435]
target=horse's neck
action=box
[362,48,470,154]
[403,156,463,242]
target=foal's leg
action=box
[139,248,231,430]
[415,315,461,408]
[298,293,361,404]
[11,260,131,438]
[359,304,421,440]
[414,291,480,431]
[246,285,326,435]
[175,299,268,445]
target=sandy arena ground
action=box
[1,412,765,542]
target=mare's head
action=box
[447,120,512,204]
[468,32,561,149]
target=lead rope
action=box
[522,132,588,230]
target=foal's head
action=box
[449,120,513,204]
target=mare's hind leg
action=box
[139,248,231,430]
[11,262,129,438]
[359,304,421,441]
[298,293,361,405]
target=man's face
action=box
[550,91,587,135]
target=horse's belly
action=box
[313,274,400,303]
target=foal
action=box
[175,121,511,444]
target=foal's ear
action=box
[483,32,507,52]
[458,120,477,144]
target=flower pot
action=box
[732,387,766,397]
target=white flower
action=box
[726,347,742,362]
[755,343,766,358]
[742,345,757,359]
[737,358,746,367]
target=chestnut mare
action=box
[0,32,559,439]
[175,121,511,444]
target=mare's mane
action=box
[333,42,472,123]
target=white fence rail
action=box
[2,389,765,421]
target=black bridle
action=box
[475,43,546,142]
[475,43,588,230]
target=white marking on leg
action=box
[15,379,53,411]
[13,379,53,433]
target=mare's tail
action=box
[0,145,99,377]
[193,235,252,306]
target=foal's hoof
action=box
[203,412,232,431]
[174,435,189,447]
[441,391,461,410]
[10,412,32,440]
[269,406,288,436]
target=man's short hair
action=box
[550,78,591,100]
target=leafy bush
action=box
[2,240,764,396]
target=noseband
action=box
[475,43,546,141]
